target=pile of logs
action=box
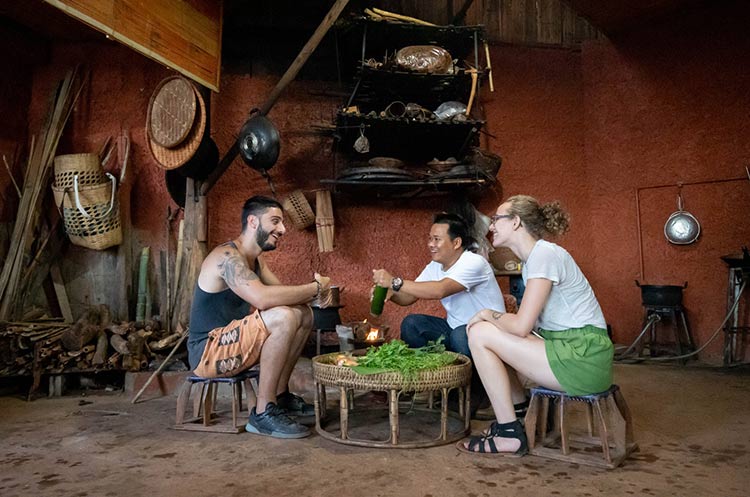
[0,304,185,377]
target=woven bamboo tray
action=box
[312,351,472,448]
[312,352,471,392]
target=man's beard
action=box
[256,225,277,251]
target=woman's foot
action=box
[458,419,528,456]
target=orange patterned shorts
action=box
[193,310,270,378]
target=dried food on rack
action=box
[396,45,453,74]
[427,157,460,172]
[368,157,405,169]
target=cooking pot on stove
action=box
[664,191,700,245]
[238,113,280,172]
[635,280,687,307]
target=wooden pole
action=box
[201,0,351,195]
[130,329,188,404]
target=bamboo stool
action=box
[174,368,260,433]
[524,385,637,469]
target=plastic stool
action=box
[524,385,637,469]
[174,368,260,433]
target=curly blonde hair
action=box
[505,195,570,239]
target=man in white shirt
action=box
[372,212,506,358]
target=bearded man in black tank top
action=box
[188,195,332,439]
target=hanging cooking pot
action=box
[237,113,280,172]
[664,190,701,245]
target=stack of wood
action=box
[0,304,185,376]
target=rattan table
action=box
[312,352,472,448]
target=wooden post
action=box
[171,178,207,331]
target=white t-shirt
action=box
[522,239,606,331]
[415,250,505,329]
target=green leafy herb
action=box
[353,338,455,381]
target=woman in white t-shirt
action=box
[458,195,613,456]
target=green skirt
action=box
[539,325,614,396]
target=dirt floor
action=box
[0,362,748,497]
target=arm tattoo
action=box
[491,311,505,320]
[218,253,258,287]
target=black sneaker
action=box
[245,402,310,439]
[276,391,315,417]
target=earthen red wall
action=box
[15,1,750,362]
[578,2,750,361]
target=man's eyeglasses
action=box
[490,214,514,223]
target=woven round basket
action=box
[148,76,197,148]
[53,153,105,190]
[281,190,315,229]
[312,352,472,392]
[52,173,122,250]
[147,82,206,170]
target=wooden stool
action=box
[524,385,637,469]
[174,368,260,433]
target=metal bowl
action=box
[664,211,701,245]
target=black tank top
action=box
[187,244,256,369]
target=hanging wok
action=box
[664,191,700,245]
[238,114,280,172]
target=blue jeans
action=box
[400,314,471,358]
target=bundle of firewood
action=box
[0,304,185,376]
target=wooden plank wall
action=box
[43,0,222,91]
[379,0,602,46]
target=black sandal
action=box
[456,419,529,457]
[478,399,531,432]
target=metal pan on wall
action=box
[664,191,701,245]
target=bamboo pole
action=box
[371,8,437,26]
[136,247,150,322]
[130,329,188,404]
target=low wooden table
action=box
[312,352,472,448]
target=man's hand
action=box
[314,272,331,292]
[313,273,333,308]
[369,282,393,303]
[372,269,393,288]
